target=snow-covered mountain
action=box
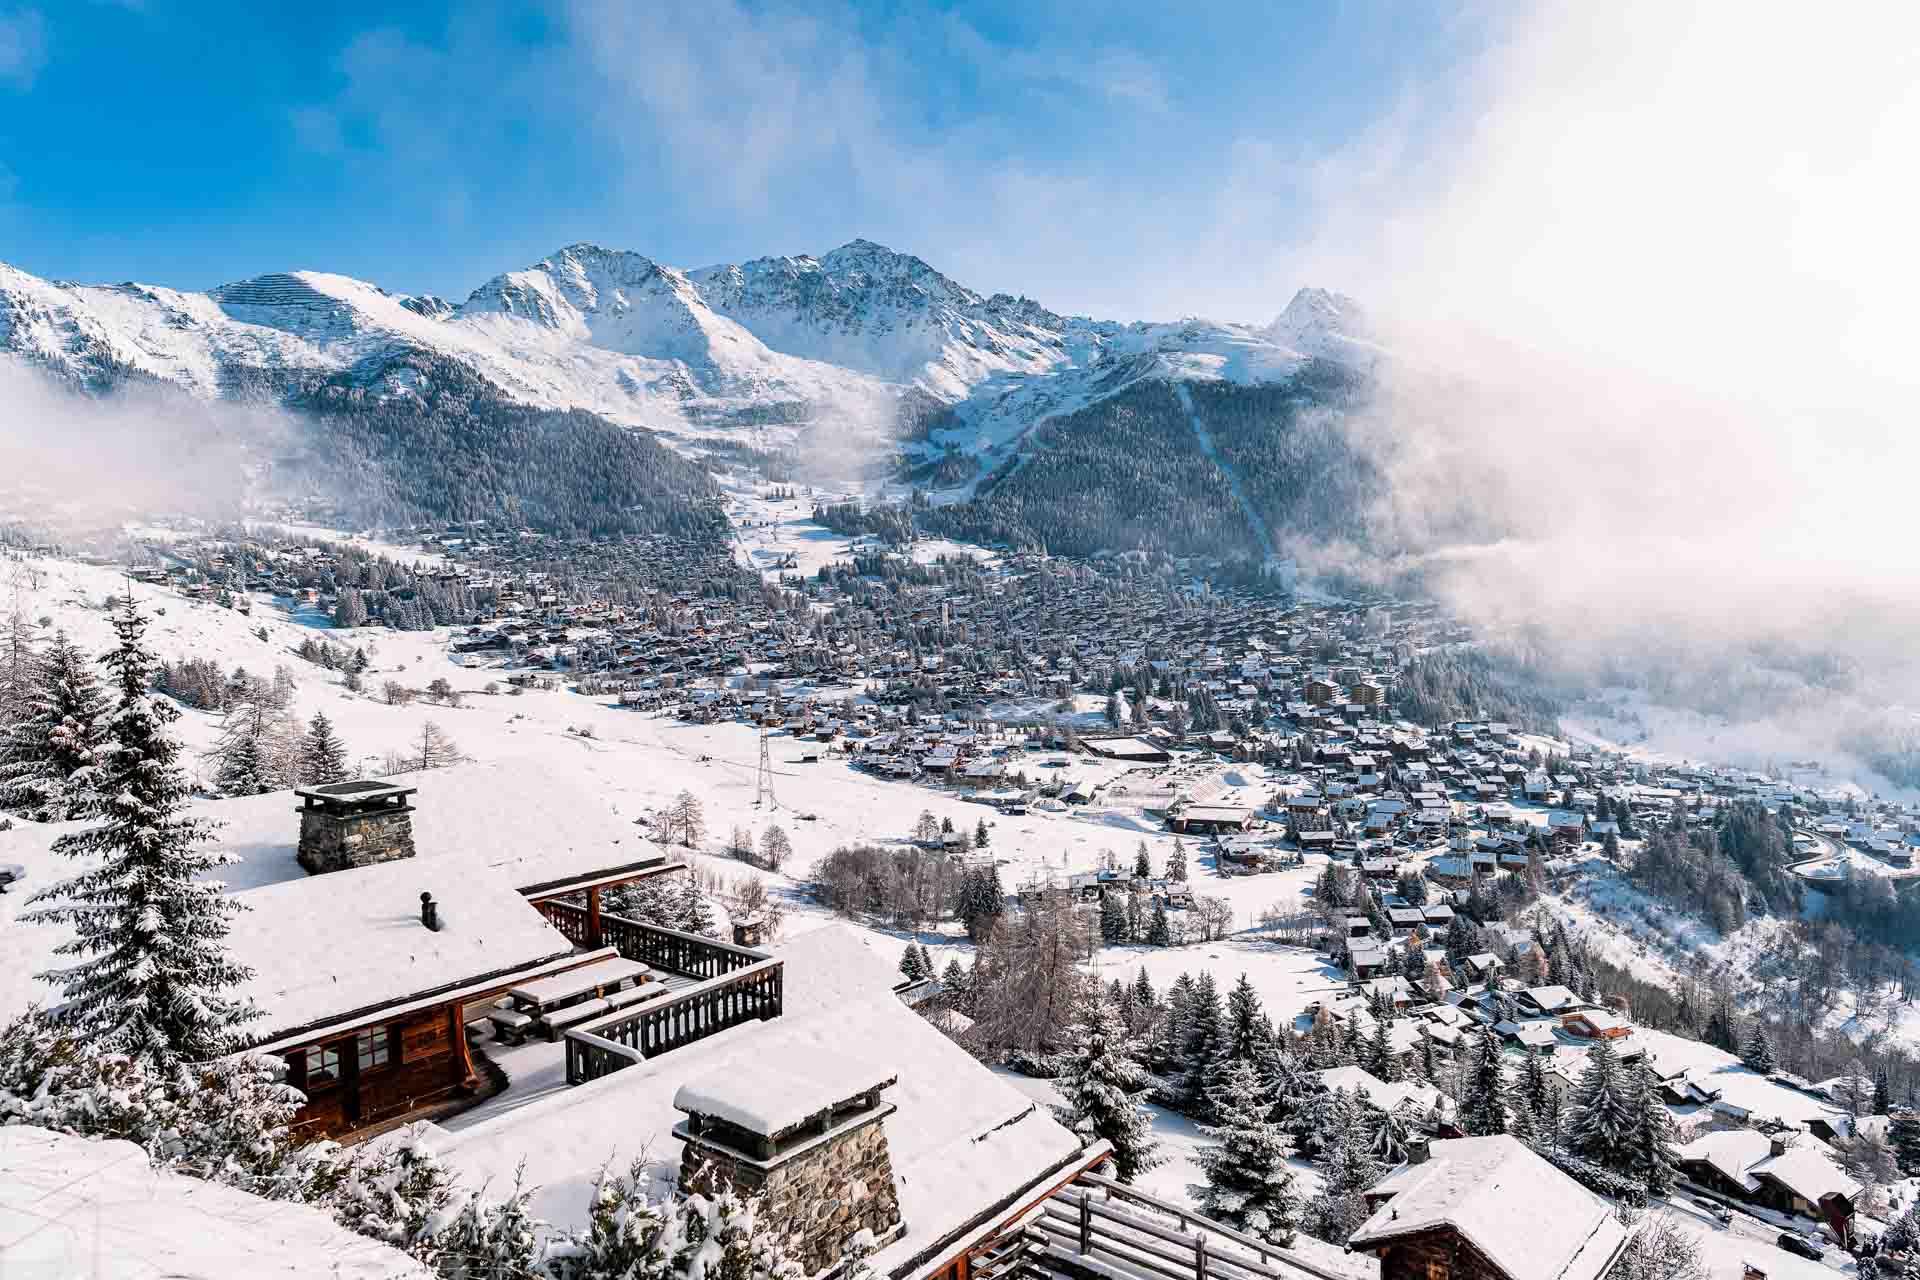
[0,241,1364,452]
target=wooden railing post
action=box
[1195,1234,1208,1280]
[1078,1193,1092,1256]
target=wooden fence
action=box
[564,959,784,1085]
[535,899,767,980]
[1028,1174,1357,1280]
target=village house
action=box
[0,761,686,1139]
[1676,1131,1860,1242]
[1350,1136,1631,1280]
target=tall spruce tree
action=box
[1180,974,1226,1118]
[1222,974,1266,1067]
[0,628,109,821]
[1629,1060,1680,1195]
[299,710,350,785]
[1193,1057,1297,1245]
[1054,991,1160,1184]
[22,598,255,1069]
[1890,1109,1920,1176]
[1459,1025,1508,1135]
[1567,1035,1637,1173]
[1741,1024,1778,1075]
[1147,898,1172,946]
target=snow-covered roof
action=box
[1751,1142,1862,1205]
[0,760,651,1028]
[434,992,1084,1273]
[1315,1065,1445,1116]
[773,923,910,1017]
[1676,1128,1768,1193]
[0,1125,426,1279]
[1350,1136,1628,1280]
[229,857,576,1043]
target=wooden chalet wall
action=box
[1373,1228,1510,1280]
[283,1003,467,1138]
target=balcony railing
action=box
[530,901,785,1086]
[534,900,766,980]
[564,959,784,1085]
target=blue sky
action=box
[0,1,1482,319]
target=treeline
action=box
[1394,647,1565,734]
[1190,368,1378,548]
[921,380,1266,559]
[286,351,728,541]
[917,369,1379,564]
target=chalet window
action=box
[356,1026,392,1073]
[303,1043,342,1088]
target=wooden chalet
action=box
[1350,1137,1631,1280]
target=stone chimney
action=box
[1406,1138,1431,1165]
[295,781,419,875]
[674,1055,904,1276]
[1769,1134,1790,1158]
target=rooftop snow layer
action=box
[434,991,1083,1270]
[0,759,651,1028]
[227,856,575,1042]
[673,1048,897,1138]
[1350,1136,1628,1280]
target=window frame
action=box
[355,1025,393,1074]
[300,1042,343,1090]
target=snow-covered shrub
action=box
[554,1159,798,1280]
[433,1167,552,1279]
[325,1125,460,1263]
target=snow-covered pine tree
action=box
[1741,1023,1777,1074]
[1147,898,1172,946]
[435,1170,549,1280]
[299,710,350,785]
[22,597,256,1069]
[1367,1020,1397,1082]
[1151,973,1195,1078]
[1628,1059,1679,1195]
[1459,1025,1508,1136]
[1369,1103,1412,1164]
[1891,1109,1920,1176]
[1134,842,1152,879]
[1054,991,1160,1183]
[215,730,271,796]
[1099,889,1129,944]
[1167,839,1187,882]
[679,875,718,937]
[1508,1091,1539,1144]
[0,628,109,821]
[1180,974,1226,1118]
[1222,973,1266,1067]
[1567,1034,1636,1174]
[1308,1101,1383,1245]
[1192,1057,1297,1245]
[899,945,928,982]
[1521,1046,1552,1121]
[1131,968,1156,1021]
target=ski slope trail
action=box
[1174,381,1274,557]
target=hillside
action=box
[0,243,1377,552]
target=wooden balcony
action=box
[532,900,784,1086]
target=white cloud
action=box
[1261,1,1920,780]
[0,6,47,91]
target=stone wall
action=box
[681,1114,903,1277]
[298,807,418,874]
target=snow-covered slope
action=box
[0,243,1365,462]
[1262,286,1380,366]
[688,239,1084,398]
